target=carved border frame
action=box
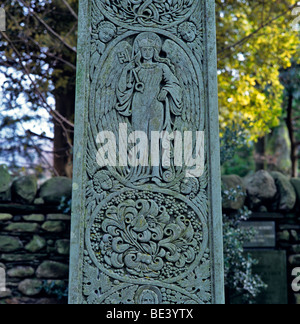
[69,0,224,304]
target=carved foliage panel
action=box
[82,0,212,304]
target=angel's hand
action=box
[125,61,135,71]
[158,89,168,102]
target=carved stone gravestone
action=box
[69,0,224,304]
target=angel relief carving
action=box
[116,32,183,134]
[89,31,205,186]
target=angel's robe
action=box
[116,63,182,137]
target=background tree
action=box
[217,0,300,140]
[0,0,77,176]
[280,62,300,177]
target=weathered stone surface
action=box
[0,213,13,221]
[55,240,70,255]
[271,172,296,212]
[69,0,224,305]
[39,177,72,205]
[4,222,40,233]
[25,235,46,253]
[222,175,246,210]
[23,214,45,222]
[0,165,11,201]
[41,221,65,233]
[36,261,69,279]
[18,279,43,296]
[12,175,38,204]
[0,235,23,252]
[7,266,35,278]
[245,170,277,208]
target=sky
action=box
[0,70,54,168]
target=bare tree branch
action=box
[62,0,78,20]
[0,31,74,144]
[19,0,77,54]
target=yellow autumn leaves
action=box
[216,0,300,141]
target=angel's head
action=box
[178,22,197,42]
[133,32,175,72]
[98,21,116,43]
[134,32,162,61]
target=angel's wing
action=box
[162,39,202,133]
[94,41,133,135]
[88,41,133,181]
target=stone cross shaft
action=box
[69,0,224,305]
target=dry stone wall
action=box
[0,166,71,304]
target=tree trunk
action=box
[286,93,298,178]
[255,137,266,171]
[53,87,75,178]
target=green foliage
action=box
[217,0,300,141]
[220,119,255,176]
[223,207,267,304]
[42,280,68,301]
[221,123,266,304]
[58,195,72,215]
[222,145,255,177]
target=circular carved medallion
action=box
[86,189,208,284]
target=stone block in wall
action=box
[0,214,13,221]
[291,230,299,242]
[4,222,40,233]
[7,266,35,278]
[41,221,66,233]
[289,255,300,266]
[0,165,11,202]
[292,245,300,254]
[36,261,69,279]
[22,214,45,222]
[38,177,72,205]
[277,230,290,242]
[25,235,47,253]
[55,240,70,256]
[222,175,246,210]
[295,294,300,305]
[11,175,38,204]
[46,214,71,221]
[0,235,23,252]
[0,254,47,262]
[245,170,277,209]
[18,279,43,297]
[270,172,296,212]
